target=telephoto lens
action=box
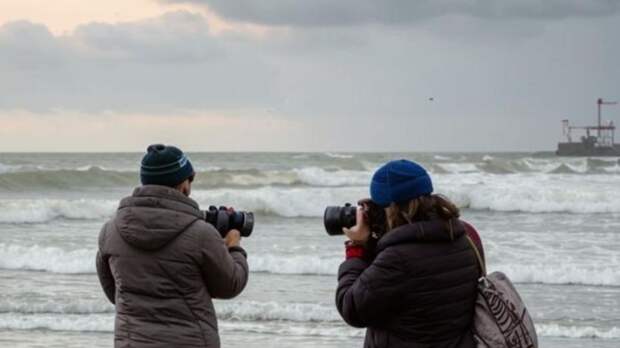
[204,206,254,237]
[323,203,357,236]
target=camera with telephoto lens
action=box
[323,199,386,237]
[203,206,254,238]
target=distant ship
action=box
[556,98,620,156]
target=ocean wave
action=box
[251,256,620,286]
[436,163,479,173]
[0,244,96,274]
[536,324,620,339]
[1,157,619,194]
[218,301,339,322]
[0,244,341,276]
[3,244,619,287]
[0,312,617,339]
[0,167,370,191]
[192,187,366,218]
[200,176,620,215]
[433,155,453,161]
[436,174,620,214]
[1,173,619,225]
[292,167,369,186]
[0,298,337,322]
[0,162,25,174]
[0,313,114,332]
[324,153,354,159]
[0,313,359,337]
[440,157,620,175]
[491,263,620,287]
[0,186,364,223]
[522,158,590,173]
[0,167,137,190]
[250,254,340,276]
[475,162,514,174]
[0,300,113,315]
[0,199,116,224]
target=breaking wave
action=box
[435,174,620,214]
[1,156,619,192]
[0,312,617,340]
[0,244,342,276]
[0,300,113,315]
[0,313,360,337]
[192,187,364,218]
[0,313,114,332]
[2,244,619,287]
[536,324,620,339]
[217,301,338,322]
[1,173,620,224]
[489,263,620,287]
[0,299,337,322]
[0,199,116,224]
[199,175,620,215]
[0,244,96,274]
[0,167,370,191]
[0,167,137,190]
[250,254,340,276]
[324,152,354,159]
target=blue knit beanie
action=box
[370,159,433,207]
[140,144,195,187]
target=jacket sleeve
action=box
[199,224,249,299]
[336,248,407,328]
[96,224,116,304]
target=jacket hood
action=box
[377,218,465,252]
[115,185,203,250]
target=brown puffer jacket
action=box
[336,219,480,348]
[96,185,249,348]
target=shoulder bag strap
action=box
[465,235,487,277]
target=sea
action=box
[0,152,619,348]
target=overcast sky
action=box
[1,0,619,152]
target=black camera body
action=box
[323,200,386,237]
[203,206,254,238]
[324,203,357,235]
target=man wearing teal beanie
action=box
[96,144,248,348]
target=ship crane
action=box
[557,98,619,156]
[562,121,615,144]
[597,98,618,137]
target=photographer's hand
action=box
[343,204,370,246]
[224,229,241,247]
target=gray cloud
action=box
[71,12,223,63]
[0,11,277,113]
[1,8,619,151]
[161,0,620,27]
[0,21,69,69]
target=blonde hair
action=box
[386,194,460,230]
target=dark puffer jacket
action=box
[336,219,480,348]
[96,185,249,348]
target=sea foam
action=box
[1,176,619,225]
[0,199,116,224]
[0,298,337,322]
[0,312,617,340]
[2,244,619,287]
[0,244,95,274]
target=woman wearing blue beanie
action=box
[335,159,484,348]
